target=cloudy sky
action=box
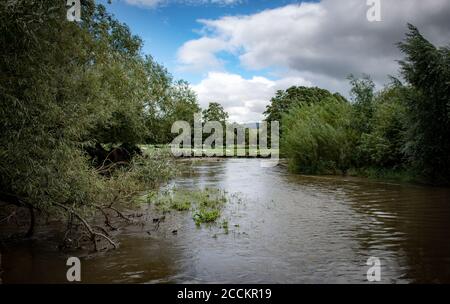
[99,0,450,122]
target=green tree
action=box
[358,84,408,169]
[398,24,450,184]
[264,86,346,123]
[348,74,376,135]
[146,78,200,144]
[0,1,174,247]
[282,98,356,175]
[81,5,150,147]
[203,102,229,125]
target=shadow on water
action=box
[1,159,449,283]
[1,235,182,284]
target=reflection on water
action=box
[1,159,450,283]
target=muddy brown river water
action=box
[1,159,450,283]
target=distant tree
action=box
[203,102,229,125]
[264,86,347,124]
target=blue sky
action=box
[97,0,450,122]
[98,0,303,83]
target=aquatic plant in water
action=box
[150,188,229,229]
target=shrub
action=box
[282,98,356,175]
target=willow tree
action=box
[0,1,174,249]
[398,24,450,184]
[281,97,356,175]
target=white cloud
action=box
[130,0,450,122]
[124,0,241,8]
[179,0,450,88]
[124,0,163,7]
[192,72,312,123]
[177,37,231,72]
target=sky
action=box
[98,0,450,123]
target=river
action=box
[1,159,450,283]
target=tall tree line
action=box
[265,25,450,185]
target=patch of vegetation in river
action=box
[145,188,242,235]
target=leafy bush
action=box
[0,1,178,245]
[358,85,408,169]
[282,98,356,175]
[398,24,450,184]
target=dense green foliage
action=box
[0,0,191,237]
[398,25,450,184]
[146,77,201,144]
[347,74,376,135]
[273,25,449,184]
[281,98,356,174]
[356,83,409,170]
[264,86,347,123]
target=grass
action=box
[348,167,418,183]
[221,220,229,234]
[150,188,229,229]
[193,209,221,226]
[140,144,278,158]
